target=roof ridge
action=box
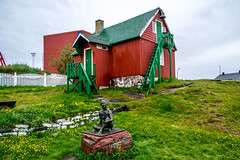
[103,7,160,31]
[96,7,161,45]
[73,7,162,47]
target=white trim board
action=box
[139,9,159,37]
[72,33,90,47]
[83,48,93,75]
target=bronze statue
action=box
[93,100,113,134]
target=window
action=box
[96,44,108,50]
[152,22,156,33]
[160,50,164,66]
[162,27,166,32]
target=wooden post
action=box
[44,73,47,87]
[169,48,173,82]
[14,72,17,86]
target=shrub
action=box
[0,64,50,75]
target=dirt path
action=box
[96,85,191,103]
[122,91,145,100]
[157,86,189,94]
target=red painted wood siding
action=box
[140,11,176,78]
[44,30,91,73]
[89,44,111,88]
[111,39,141,78]
[140,38,155,75]
[139,38,176,78]
[73,42,111,88]
[141,11,168,43]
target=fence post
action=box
[0,73,1,86]
[14,72,17,86]
[44,73,47,87]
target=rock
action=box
[81,130,132,155]
[92,113,98,116]
[62,121,74,126]
[3,132,18,136]
[110,75,144,88]
[80,122,85,126]
[52,124,61,129]
[72,116,82,122]
[83,114,91,117]
[0,133,2,136]
[18,132,27,136]
[18,128,28,132]
[43,123,52,128]
[69,125,75,129]
[29,128,35,132]
[12,128,19,132]
[15,124,29,129]
[61,126,67,129]
[62,157,78,160]
[56,119,67,124]
[0,128,12,133]
[35,126,47,131]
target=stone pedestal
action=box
[81,129,132,155]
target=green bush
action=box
[0,64,50,75]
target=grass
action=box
[0,79,240,159]
[0,64,50,75]
[0,86,101,128]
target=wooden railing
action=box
[67,62,98,94]
[142,32,174,94]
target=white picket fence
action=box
[0,73,67,87]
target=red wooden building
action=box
[44,30,91,73]
[69,7,176,93]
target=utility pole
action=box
[31,53,36,68]
[219,65,221,75]
[177,68,181,79]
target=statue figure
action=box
[93,100,113,134]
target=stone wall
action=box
[110,75,144,88]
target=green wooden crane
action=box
[67,62,98,94]
[142,31,174,95]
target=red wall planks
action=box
[44,30,91,73]
[111,39,141,78]
[89,44,111,88]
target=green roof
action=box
[83,34,109,45]
[73,7,160,47]
[96,7,159,45]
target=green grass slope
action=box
[0,80,239,159]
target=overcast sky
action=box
[0,0,240,79]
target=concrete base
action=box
[81,130,132,155]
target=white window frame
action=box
[83,48,93,75]
[162,27,166,32]
[160,49,164,66]
[154,20,165,33]
[155,20,164,42]
[152,21,156,33]
[96,44,108,50]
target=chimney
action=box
[95,19,104,34]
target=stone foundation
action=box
[110,75,144,88]
[81,130,132,155]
